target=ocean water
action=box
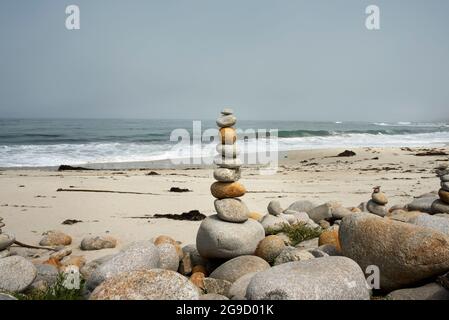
[0,119,448,168]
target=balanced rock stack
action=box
[433,172,449,214]
[366,186,388,217]
[0,217,15,252]
[196,109,265,259]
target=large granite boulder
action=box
[90,269,200,300]
[246,256,370,300]
[339,213,449,292]
[209,255,270,283]
[196,215,265,259]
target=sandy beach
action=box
[1,146,447,262]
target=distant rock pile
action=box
[366,186,388,217]
[433,170,449,214]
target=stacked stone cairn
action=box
[366,186,388,217]
[196,109,265,259]
[0,216,15,253]
[433,170,449,214]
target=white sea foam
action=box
[1,131,448,167]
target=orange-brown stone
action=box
[219,127,236,145]
[318,227,341,252]
[210,182,246,199]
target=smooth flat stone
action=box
[432,199,449,214]
[213,167,241,182]
[372,192,388,205]
[213,156,242,169]
[221,108,234,115]
[216,115,236,128]
[366,199,387,217]
[215,198,249,223]
[210,182,246,199]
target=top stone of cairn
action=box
[221,108,234,115]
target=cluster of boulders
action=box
[0,228,118,299]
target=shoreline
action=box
[1,144,448,171]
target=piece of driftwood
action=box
[56,188,159,195]
[13,240,58,251]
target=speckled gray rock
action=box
[34,264,59,287]
[306,203,333,223]
[200,293,229,300]
[317,244,342,256]
[273,247,315,266]
[290,211,310,224]
[366,200,387,217]
[209,255,270,283]
[432,200,449,214]
[295,237,319,250]
[216,115,237,128]
[307,248,329,258]
[0,233,15,251]
[261,214,288,234]
[0,256,37,293]
[213,156,242,169]
[182,244,206,267]
[80,254,116,280]
[280,214,296,224]
[246,257,370,300]
[90,269,200,300]
[80,236,117,251]
[0,293,17,300]
[267,200,283,216]
[407,195,438,213]
[87,241,160,290]
[286,200,317,213]
[203,278,232,296]
[196,215,265,259]
[409,214,449,236]
[340,213,449,291]
[215,198,249,223]
[228,272,258,299]
[213,167,241,182]
[386,283,449,300]
[156,243,180,271]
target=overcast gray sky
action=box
[0,0,448,121]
